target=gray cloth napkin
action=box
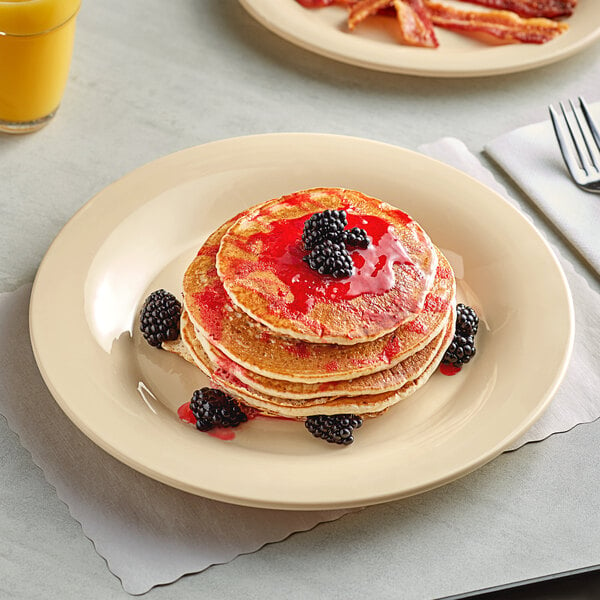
[0,284,351,596]
[419,137,600,451]
[485,100,600,276]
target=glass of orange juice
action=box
[0,0,81,134]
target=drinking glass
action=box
[0,0,81,134]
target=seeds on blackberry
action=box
[456,303,479,336]
[139,289,182,347]
[442,334,476,367]
[303,239,353,278]
[342,227,370,249]
[302,209,347,250]
[189,387,248,431]
[305,414,363,445]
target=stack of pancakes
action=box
[165,188,456,419]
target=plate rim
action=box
[29,132,575,509]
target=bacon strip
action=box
[456,0,576,18]
[424,1,568,43]
[393,0,439,47]
[348,0,394,30]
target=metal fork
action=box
[549,96,600,193]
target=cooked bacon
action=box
[424,1,568,43]
[393,0,439,47]
[348,0,394,30]
[456,0,576,18]
[297,0,572,46]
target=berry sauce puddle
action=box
[440,363,461,376]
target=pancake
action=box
[211,314,454,418]
[215,188,438,344]
[175,309,454,418]
[184,222,455,383]
[165,312,213,373]
[196,307,452,399]
[162,336,196,366]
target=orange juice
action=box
[0,0,81,133]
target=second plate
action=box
[239,0,600,77]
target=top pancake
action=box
[216,188,438,344]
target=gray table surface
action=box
[2,1,599,599]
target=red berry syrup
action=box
[440,363,461,376]
[235,212,414,319]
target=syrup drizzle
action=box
[240,213,413,317]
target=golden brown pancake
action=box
[162,336,196,366]
[196,309,451,399]
[231,316,454,418]
[184,223,454,383]
[175,310,455,418]
[216,188,438,344]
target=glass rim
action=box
[0,0,81,37]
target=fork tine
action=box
[559,101,590,175]
[549,104,581,179]
[579,96,600,159]
[568,99,600,173]
[550,98,600,193]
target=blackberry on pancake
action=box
[342,227,370,249]
[302,209,347,250]
[303,239,353,278]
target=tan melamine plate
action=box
[239,0,600,77]
[30,133,573,510]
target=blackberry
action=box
[189,387,248,431]
[139,289,182,347]
[342,227,370,249]
[302,209,347,250]
[442,334,476,367]
[305,414,363,445]
[455,303,479,336]
[303,239,353,278]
